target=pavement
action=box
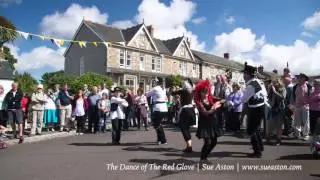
[0,126,319,180]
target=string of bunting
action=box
[0,26,110,48]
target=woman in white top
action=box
[44,89,59,132]
[110,87,128,145]
[72,90,89,135]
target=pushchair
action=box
[311,117,320,158]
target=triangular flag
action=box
[53,39,61,48]
[19,31,29,39]
[50,39,55,44]
[53,39,65,48]
[79,41,86,48]
[93,42,98,47]
[29,35,33,40]
[103,42,109,48]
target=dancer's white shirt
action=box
[110,96,128,120]
[146,86,168,112]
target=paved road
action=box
[0,126,319,180]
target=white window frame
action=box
[180,62,187,76]
[152,56,162,72]
[126,51,132,69]
[80,56,85,75]
[139,54,145,71]
[119,49,125,68]
[124,75,137,92]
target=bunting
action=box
[79,41,87,48]
[19,31,29,39]
[0,26,114,48]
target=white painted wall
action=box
[0,79,14,95]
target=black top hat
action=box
[298,73,309,81]
[112,87,122,92]
[155,77,163,84]
[241,62,257,75]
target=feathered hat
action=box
[194,80,216,106]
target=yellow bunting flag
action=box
[79,41,87,48]
[93,42,98,47]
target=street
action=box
[0,126,319,180]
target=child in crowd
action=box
[135,89,149,131]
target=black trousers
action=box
[152,111,167,143]
[283,107,294,135]
[76,116,85,133]
[112,119,123,143]
[88,106,99,133]
[247,105,265,153]
[200,137,217,160]
[216,107,226,134]
[310,110,320,134]
[227,111,241,131]
[0,110,7,127]
[179,107,196,141]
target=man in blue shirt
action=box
[87,86,101,133]
[57,84,74,132]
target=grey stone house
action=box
[64,19,245,92]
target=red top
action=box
[21,96,29,110]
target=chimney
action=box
[147,25,154,38]
[223,53,229,59]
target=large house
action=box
[64,19,245,92]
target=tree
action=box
[0,16,18,47]
[41,71,113,93]
[3,46,17,70]
[14,72,38,95]
[165,75,183,88]
[41,70,67,88]
[71,72,112,92]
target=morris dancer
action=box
[172,78,196,153]
[146,77,168,145]
[195,80,223,163]
[241,62,268,158]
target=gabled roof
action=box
[192,50,244,70]
[152,38,172,55]
[121,24,143,42]
[0,60,14,80]
[163,37,184,54]
[84,21,125,42]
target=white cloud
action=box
[302,11,320,31]
[213,28,265,56]
[225,16,235,25]
[133,0,205,51]
[192,17,206,25]
[40,3,108,38]
[0,0,21,7]
[301,31,314,38]
[112,20,135,29]
[5,44,65,72]
[212,27,320,75]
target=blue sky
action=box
[1,0,320,79]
